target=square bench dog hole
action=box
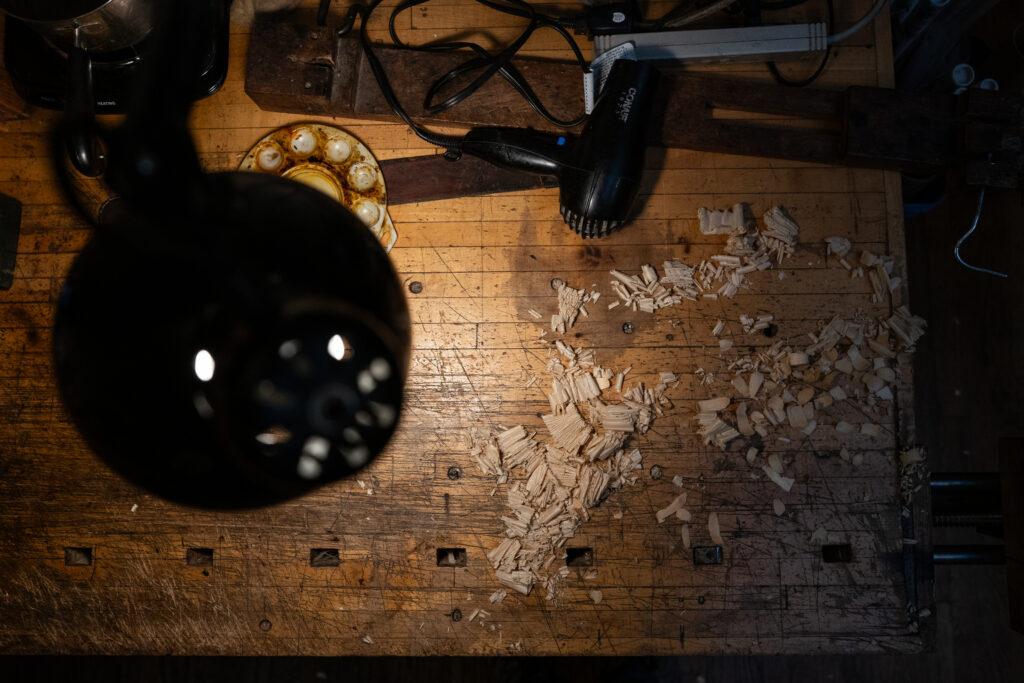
[436,548,467,567]
[64,547,92,567]
[565,547,594,567]
[309,548,341,567]
[186,547,214,566]
[822,544,853,563]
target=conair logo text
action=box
[615,87,637,123]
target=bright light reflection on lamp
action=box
[327,334,347,361]
[193,349,215,382]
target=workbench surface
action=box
[0,0,930,655]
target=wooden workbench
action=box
[0,0,931,655]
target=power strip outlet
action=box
[594,23,829,63]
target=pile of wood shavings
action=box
[473,340,677,598]
[608,203,800,311]
[546,278,599,334]
[694,309,927,492]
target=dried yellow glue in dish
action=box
[239,122,397,252]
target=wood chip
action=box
[748,372,764,398]
[762,465,795,492]
[656,493,687,523]
[680,524,691,549]
[772,499,786,516]
[698,397,730,412]
[861,423,881,437]
[589,590,603,605]
[708,511,724,545]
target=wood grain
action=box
[0,0,929,655]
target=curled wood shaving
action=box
[655,493,687,523]
[762,465,795,492]
[825,236,851,258]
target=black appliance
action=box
[3,0,229,114]
[49,0,410,509]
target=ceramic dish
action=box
[239,123,398,252]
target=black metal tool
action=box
[1,0,231,176]
[0,192,21,290]
[51,0,410,509]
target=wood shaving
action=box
[899,447,927,504]
[656,493,687,523]
[698,203,754,235]
[489,589,507,604]
[708,511,724,546]
[550,280,599,334]
[478,336,675,597]
[588,590,603,605]
[762,465,795,492]
[825,236,851,258]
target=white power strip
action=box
[594,23,829,63]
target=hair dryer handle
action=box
[460,127,571,176]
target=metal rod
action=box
[930,472,1002,515]
[932,544,1005,565]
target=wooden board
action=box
[0,0,930,655]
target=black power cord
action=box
[763,0,835,87]
[334,0,590,157]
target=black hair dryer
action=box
[51,1,410,509]
[460,59,658,238]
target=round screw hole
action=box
[451,608,462,622]
[259,619,272,632]
[622,322,634,335]
[550,278,565,291]
[649,465,663,480]
[447,466,462,480]
[408,281,423,294]
[762,324,778,338]
[697,595,706,605]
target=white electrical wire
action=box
[954,188,1008,279]
[827,0,890,45]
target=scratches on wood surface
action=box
[0,0,928,657]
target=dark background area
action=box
[2,0,1024,680]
